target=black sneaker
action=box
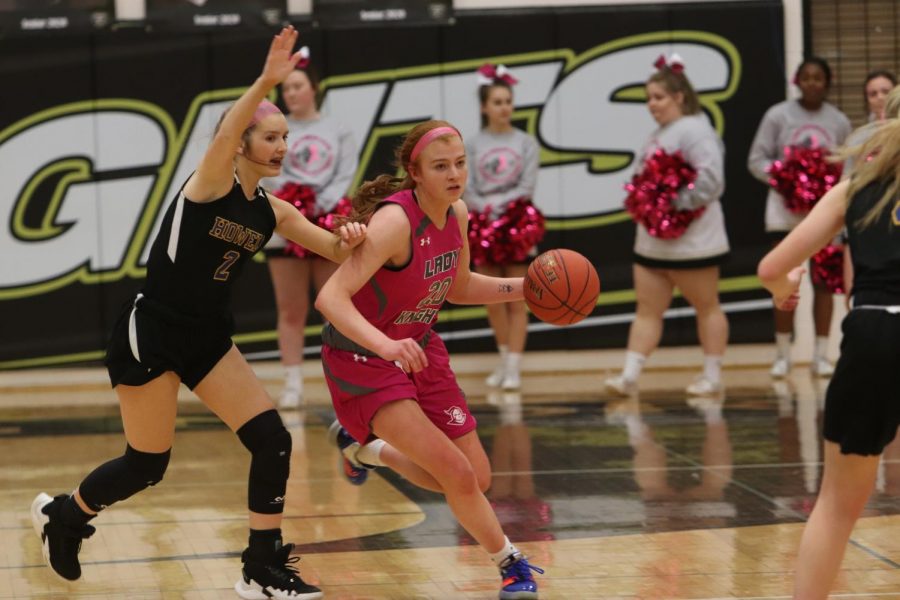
[31,492,96,581]
[234,543,323,600]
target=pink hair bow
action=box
[476,63,519,86]
[295,46,311,69]
[653,53,685,74]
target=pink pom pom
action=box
[275,182,316,217]
[317,196,353,232]
[810,244,845,294]
[767,145,843,214]
[275,183,317,258]
[468,197,545,266]
[623,149,703,239]
[274,185,354,259]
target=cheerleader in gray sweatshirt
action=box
[605,55,730,398]
[747,57,851,379]
[263,53,359,409]
[465,64,542,391]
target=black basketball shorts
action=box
[105,294,234,390]
[824,307,900,456]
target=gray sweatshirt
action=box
[264,115,358,249]
[464,128,539,215]
[747,100,852,231]
[633,113,729,261]
[842,120,882,178]
[264,115,358,213]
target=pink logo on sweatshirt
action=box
[289,134,334,176]
[478,147,522,185]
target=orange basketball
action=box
[524,249,600,326]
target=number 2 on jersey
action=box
[214,250,240,281]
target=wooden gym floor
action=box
[3,345,900,599]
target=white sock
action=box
[284,364,302,392]
[622,351,646,382]
[505,352,522,376]
[702,355,723,384]
[775,333,792,360]
[498,344,508,361]
[489,536,519,565]
[703,403,723,424]
[356,439,386,467]
[814,336,828,361]
[625,414,648,443]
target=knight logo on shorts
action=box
[444,406,467,426]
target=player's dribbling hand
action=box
[337,222,367,251]
[379,338,428,373]
[261,26,303,86]
[773,266,805,311]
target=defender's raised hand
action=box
[260,26,303,87]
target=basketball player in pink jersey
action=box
[316,121,543,599]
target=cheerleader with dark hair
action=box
[748,56,852,378]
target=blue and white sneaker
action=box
[499,552,544,599]
[326,420,373,486]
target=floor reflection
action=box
[7,363,900,597]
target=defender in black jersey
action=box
[758,116,900,599]
[30,27,364,600]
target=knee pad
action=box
[79,445,171,512]
[124,444,171,483]
[237,409,292,514]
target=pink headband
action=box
[248,100,282,128]
[409,126,460,162]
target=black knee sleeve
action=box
[237,409,292,514]
[79,445,171,512]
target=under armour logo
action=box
[444,406,467,425]
[353,353,368,362]
[420,237,431,246]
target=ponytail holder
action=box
[295,46,311,69]
[476,63,519,86]
[654,53,685,74]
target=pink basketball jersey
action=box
[352,189,462,342]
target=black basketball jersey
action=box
[143,176,276,319]
[846,179,900,303]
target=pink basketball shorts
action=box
[321,333,476,444]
